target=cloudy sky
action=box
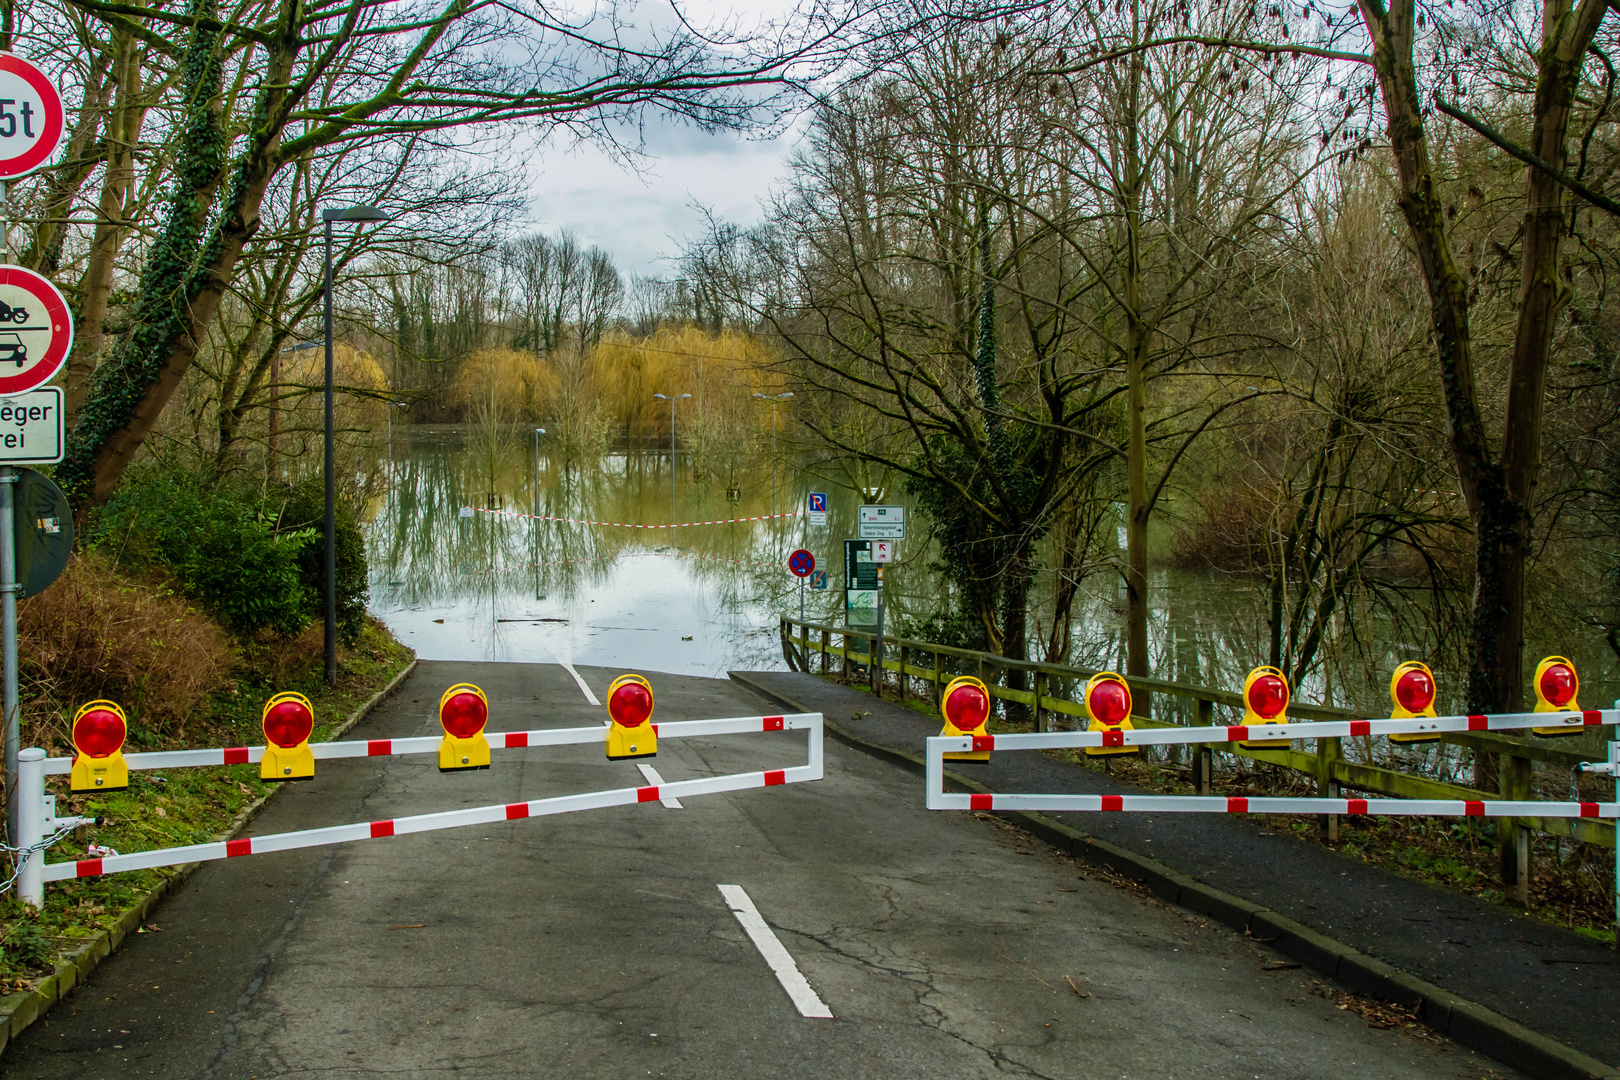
[516,113,803,280]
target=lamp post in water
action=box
[321,204,390,686]
[752,391,793,519]
[652,393,691,527]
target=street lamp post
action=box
[652,393,691,527]
[752,391,794,518]
[533,427,546,599]
[321,205,390,687]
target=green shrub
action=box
[267,480,369,645]
[88,468,366,641]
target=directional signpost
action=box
[788,548,815,623]
[858,504,905,539]
[0,53,68,861]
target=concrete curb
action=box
[0,656,418,1060]
[730,670,1620,1080]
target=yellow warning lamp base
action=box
[439,733,491,771]
[607,723,656,760]
[261,743,315,782]
[1388,702,1442,744]
[70,751,128,794]
[1532,655,1583,737]
[941,722,989,762]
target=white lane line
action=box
[717,885,834,1019]
[552,653,600,705]
[636,763,684,808]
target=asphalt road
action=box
[5,661,1518,1079]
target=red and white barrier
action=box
[924,710,1620,819]
[39,713,820,776]
[937,707,1619,757]
[17,713,823,900]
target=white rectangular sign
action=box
[0,386,63,463]
[807,492,827,527]
[858,504,905,539]
[871,541,894,563]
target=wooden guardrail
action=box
[779,616,1615,853]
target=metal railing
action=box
[778,615,1616,860]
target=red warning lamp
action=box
[1388,661,1441,744]
[439,683,491,770]
[609,679,654,727]
[606,674,656,759]
[1532,656,1582,738]
[1083,673,1137,758]
[940,676,991,761]
[261,692,316,781]
[1239,666,1291,749]
[70,700,129,793]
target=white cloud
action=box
[516,118,800,278]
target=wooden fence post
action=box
[1194,697,1214,795]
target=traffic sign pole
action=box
[2,465,17,850]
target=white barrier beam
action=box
[42,713,818,776]
[40,715,824,884]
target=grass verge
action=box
[0,618,413,993]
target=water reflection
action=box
[368,428,1616,723]
[367,428,870,677]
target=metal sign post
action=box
[0,459,70,853]
[1,465,14,848]
[874,566,884,694]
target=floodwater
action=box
[366,427,849,679]
[366,427,1619,718]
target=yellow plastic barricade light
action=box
[439,683,491,771]
[1083,673,1138,757]
[70,701,129,793]
[1388,661,1441,744]
[1239,666,1291,749]
[606,674,656,760]
[261,692,316,782]
[941,676,991,761]
[1532,656,1582,738]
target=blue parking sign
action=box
[808,569,827,590]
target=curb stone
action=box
[729,669,1620,1080]
[0,656,418,1059]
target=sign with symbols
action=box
[872,541,894,563]
[0,386,61,463]
[0,267,71,396]
[788,548,815,578]
[807,492,828,527]
[858,504,905,539]
[0,55,63,180]
[807,569,827,590]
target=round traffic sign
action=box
[0,266,71,395]
[788,548,815,577]
[0,54,64,180]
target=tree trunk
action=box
[70,27,144,425]
[1122,50,1150,686]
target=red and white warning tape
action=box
[41,714,819,775]
[474,507,803,530]
[36,712,824,884]
[926,709,1620,817]
[465,551,785,576]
